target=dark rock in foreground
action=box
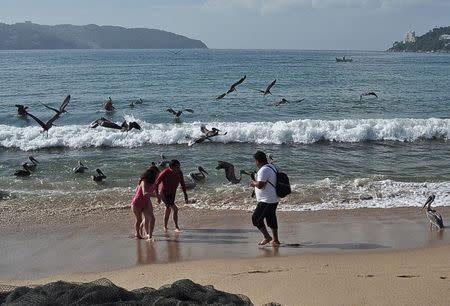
[0,278,253,305]
[0,22,208,50]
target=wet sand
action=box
[1,206,450,281]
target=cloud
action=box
[203,0,448,14]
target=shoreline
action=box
[1,206,449,280]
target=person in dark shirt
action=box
[155,159,188,232]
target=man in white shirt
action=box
[250,151,280,246]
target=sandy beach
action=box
[2,206,450,305]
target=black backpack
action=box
[266,165,291,198]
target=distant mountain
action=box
[0,22,207,50]
[388,26,450,52]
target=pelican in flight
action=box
[189,166,208,182]
[168,49,183,55]
[73,161,89,173]
[360,92,378,100]
[216,75,247,100]
[15,104,28,117]
[422,195,444,230]
[272,97,305,107]
[24,156,39,171]
[90,118,141,131]
[41,95,71,116]
[200,125,227,137]
[92,169,107,182]
[14,163,32,177]
[258,79,276,96]
[216,161,250,184]
[26,110,62,134]
[166,108,194,118]
[103,97,115,111]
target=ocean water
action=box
[1,49,450,212]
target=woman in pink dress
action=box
[131,165,159,240]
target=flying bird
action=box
[200,125,227,137]
[41,95,71,116]
[90,118,141,131]
[272,97,305,106]
[422,195,444,230]
[168,49,183,55]
[360,92,378,100]
[15,104,28,117]
[166,108,194,118]
[216,161,250,184]
[26,110,62,134]
[258,79,276,96]
[216,75,246,100]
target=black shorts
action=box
[161,193,176,207]
[252,202,279,229]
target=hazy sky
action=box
[1,0,449,50]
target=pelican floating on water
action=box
[216,161,250,184]
[92,169,107,182]
[15,104,28,117]
[200,125,227,138]
[272,97,305,106]
[73,161,89,173]
[422,195,444,230]
[14,163,32,177]
[103,97,115,111]
[24,156,39,171]
[189,166,208,182]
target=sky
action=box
[0,0,449,50]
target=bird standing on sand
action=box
[360,92,378,100]
[216,75,247,100]
[216,161,250,184]
[258,79,276,96]
[422,195,444,230]
[104,97,115,111]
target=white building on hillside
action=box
[439,34,450,41]
[404,31,416,43]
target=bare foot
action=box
[258,237,272,245]
[135,234,144,239]
[146,237,155,242]
[174,228,182,233]
[163,227,169,232]
[271,240,281,247]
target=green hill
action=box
[388,26,450,52]
[0,22,207,50]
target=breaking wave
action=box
[1,117,449,150]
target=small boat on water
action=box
[336,56,353,62]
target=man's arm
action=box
[179,172,188,203]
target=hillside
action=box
[388,26,450,52]
[0,22,207,50]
